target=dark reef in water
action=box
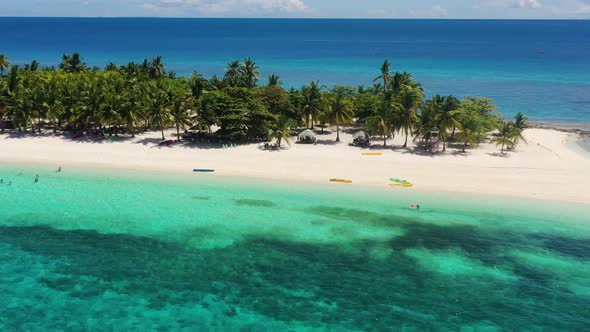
[1,215,589,331]
[234,199,277,208]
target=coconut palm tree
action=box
[148,82,171,140]
[300,81,323,129]
[391,72,419,96]
[435,96,462,151]
[268,116,293,148]
[60,53,86,73]
[240,58,259,88]
[514,112,527,130]
[0,54,8,75]
[224,60,241,87]
[327,86,354,142]
[149,56,165,79]
[373,60,392,92]
[455,127,478,152]
[119,84,144,137]
[493,121,514,154]
[78,75,106,133]
[365,107,393,147]
[393,85,423,147]
[41,75,64,132]
[267,74,281,87]
[188,72,209,99]
[170,92,193,141]
[25,60,40,72]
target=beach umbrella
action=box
[352,130,367,139]
[298,129,317,139]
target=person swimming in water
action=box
[35,174,39,183]
[56,166,62,173]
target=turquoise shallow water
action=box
[0,164,589,330]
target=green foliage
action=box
[492,121,527,154]
[268,116,295,148]
[0,53,524,150]
[326,86,354,141]
[0,54,9,74]
[514,112,528,130]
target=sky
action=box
[1,0,589,19]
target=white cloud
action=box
[479,0,542,9]
[429,4,448,17]
[144,0,308,15]
[514,0,542,8]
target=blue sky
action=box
[1,0,589,18]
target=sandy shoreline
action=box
[1,128,589,204]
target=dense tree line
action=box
[0,54,526,152]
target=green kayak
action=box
[390,177,410,184]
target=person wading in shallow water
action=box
[35,174,39,183]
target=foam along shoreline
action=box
[0,128,589,204]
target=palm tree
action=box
[149,56,165,79]
[78,75,106,133]
[41,75,64,132]
[268,116,293,148]
[373,60,392,92]
[327,86,354,142]
[435,96,462,151]
[493,122,514,154]
[267,74,281,87]
[208,75,226,90]
[170,92,193,141]
[391,72,418,95]
[300,81,323,129]
[224,60,241,87]
[365,107,393,147]
[25,60,40,72]
[148,82,171,140]
[455,128,478,152]
[189,72,209,99]
[240,58,259,88]
[508,122,526,149]
[60,53,86,73]
[393,85,423,147]
[0,54,8,75]
[514,112,527,130]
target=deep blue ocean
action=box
[2,18,590,123]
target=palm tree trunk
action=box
[501,142,505,154]
[336,123,340,142]
[176,122,180,141]
[161,126,165,140]
[311,115,314,129]
[383,135,386,147]
[403,133,408,148]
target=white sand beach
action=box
[1,128,589,203]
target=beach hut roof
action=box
[353,130,367,139]
[299,129,317,138]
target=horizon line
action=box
[0,16,588,21]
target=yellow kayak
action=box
[330,178,353,183]
[362,152,382,156]
[389,183,414,187]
